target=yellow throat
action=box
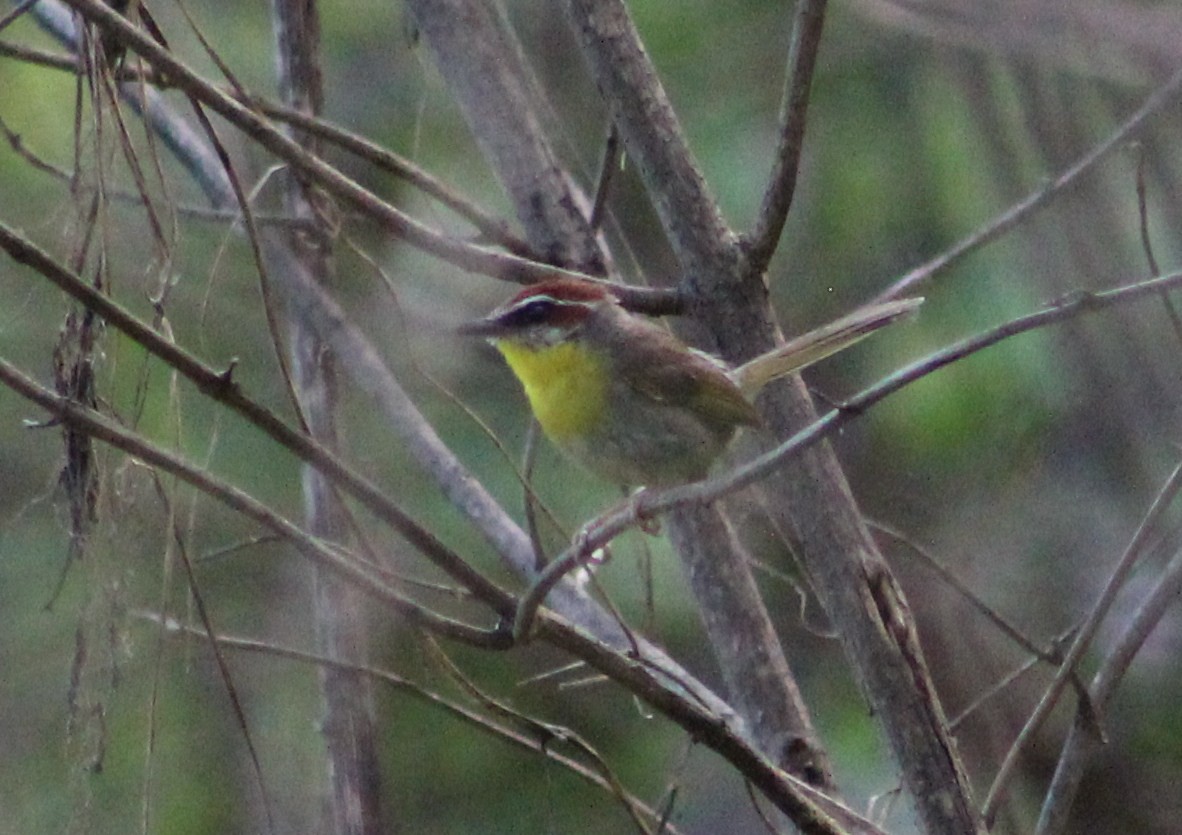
[492,339,609,441]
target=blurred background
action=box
[3,0,1182,832]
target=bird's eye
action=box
[510,298,554,326]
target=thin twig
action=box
[873,61,1182,303]
[1133,144,1182,344]
[147,472,276,832]
[245,96,538,258]
[0,354,514,647]
[0,221,838,829]
[1,343,867,834]
[947,626,1078,731]
[522,419,548,570]
[536,270,1182,584]
[589,123,620,233]
[54,0,641,291]
[144,614,688,835]
[0,0,38,34]
[872,521,1055,661]
[0,27,167,79]
[12,4,686,315]
[1036,538,1182,834]
[0,220,514,610]
[24,0,237,207]
[0,34,541,263]
[983,457,1182,824]
[514,519,621,642]
[745,0,828,272]
[424,636,657,834]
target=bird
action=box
[461,277,920,487]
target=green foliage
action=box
[3,0,1182,832]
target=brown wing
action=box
[615,324,760,432]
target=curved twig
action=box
[873,61,1182,303]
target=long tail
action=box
[733,297,923,397]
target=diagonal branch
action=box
[872,60,1182,303]
[405,0,607,275]
[560,0,835,790]
[561,270,1182,553]
[0,219,864,831]
[0,221,510,609]
[146,616,692,835]
[984,459,1182,824]
[0,355,510,646]
[52,0,583,283]
[559,4,982,831]
[12,3,687,315]
[1,344,874,835]
[1036,503,1182,834]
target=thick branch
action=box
[1,348,879,835]
[270,0,384,832]
[405,0,606,275]
[668,505,833,785]
[0,217,861,830]
[560,2,981,831]
[559,0,835,794]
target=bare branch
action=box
[146,615,692,835]
[745,0,828,272]
[14,3,688,315]
[558,0,836,796]
[562,270,1182,551]
[0,0,38,34]
[559,4,982,830]
[4,344,876,833]
[247,96,539,258]
[872,522,1060,661]
[405,0,607,275]
[667,504,834,786]
[0,221,512,612]
[269,0,385,830]
[984,458,1182,824]
[588,123,621,232]
[0,220,861,828]
[561,0,734,283]
[873,60,1182,303]
[0,354,511,646]
[54,0,586,283]
[1036,536,1182,834]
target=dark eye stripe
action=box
[500,295,590,329]
[514,298,555,324]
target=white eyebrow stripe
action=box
[500,293,597,316]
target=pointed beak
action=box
[457,315,504,338]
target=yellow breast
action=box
[493,339,609,441]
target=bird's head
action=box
[459,278,619,349]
